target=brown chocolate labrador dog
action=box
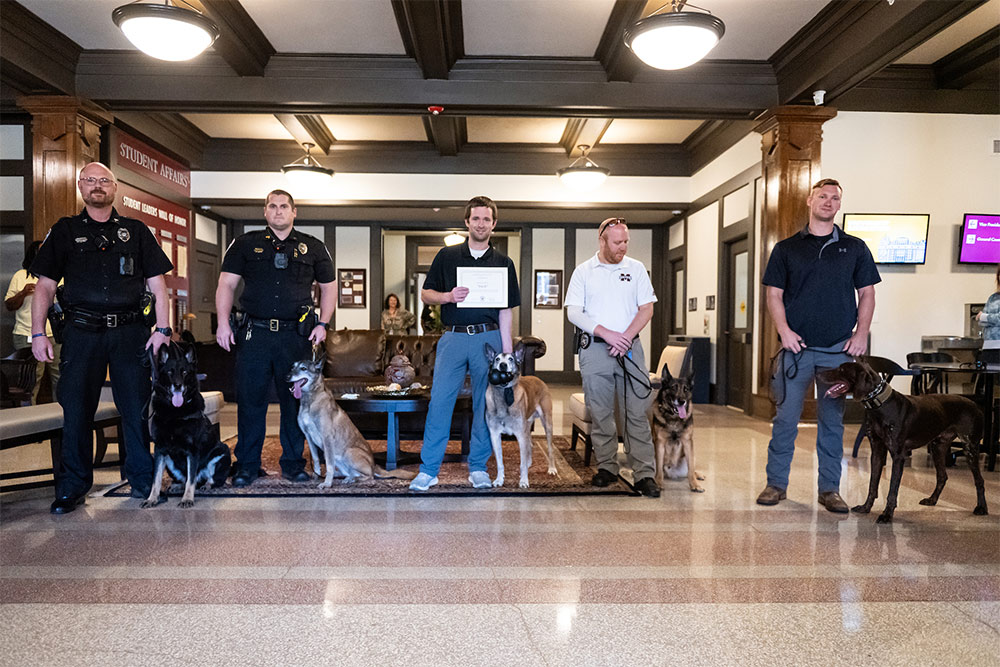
[818,360,988,523]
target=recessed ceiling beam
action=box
[934,26,1000,90]
[594,0,646,82]
[559,118,613,155]
[275,114,335,154]
[391,0,464,79]
[0,1,80,95]
[422,115,467,156]
[196,0,276,77]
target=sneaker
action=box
[756,485,786,505]
[409,472,438,491]
[591,469,619,487]
[634,477,661,498]
[468,471,492,489]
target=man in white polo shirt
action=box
[565,217,660,497]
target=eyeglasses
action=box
[599,218,625,237]
[79,177,115,186]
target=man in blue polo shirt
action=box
[409,196,520,491]
[757,178,880,513]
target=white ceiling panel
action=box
[319,115,426,141]
[466,117,567,144]
[18,0,139,49]
[463,0,616,57]
[241,0,406,54]
[183,114,293,140]
[896,0,999,64]
[600,119,704,144]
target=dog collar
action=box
[860,378,893,409]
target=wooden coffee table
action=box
[334,393,472,470]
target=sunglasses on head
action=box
[599,218,625,237]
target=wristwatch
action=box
[155,326,172,337]
[318,321,328,328]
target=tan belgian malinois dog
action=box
[483,342,558,488]
[286,354,417,487]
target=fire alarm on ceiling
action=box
[427,105,444,115]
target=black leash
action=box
[769,346,853,407]
[614,348,653,462]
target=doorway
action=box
[721,237,751,410]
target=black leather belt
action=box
[247,316,297,331]
[445,323,499,335]
[67,308,141,328]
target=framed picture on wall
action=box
[534,270,562,309]
[338,268,366,308]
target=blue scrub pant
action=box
[419,329,501,477]
[765,343,851,493]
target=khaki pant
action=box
[13,336,60,403]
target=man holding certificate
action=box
[409,196,520,491]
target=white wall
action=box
[531,228,564,370]
[823,112,1000,380]
[689,133,759,201]
[686,202,720,382]
[382,233,407,311]
[334,226,371,329]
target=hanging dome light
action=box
[557,144,610,191]
[112,1,220,62]
[281,142,334,188]
[444,232,465,246]
[624,1,725,71]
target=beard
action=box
[83,190,114,208]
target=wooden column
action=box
[750,105,838,419]
[16,96,112,242]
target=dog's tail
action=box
[374,465,418,480]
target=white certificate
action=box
[456,267,508,308]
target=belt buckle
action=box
[465,324,476,335]
[269,319,279,332]
[106,313,117,328]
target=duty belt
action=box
[444,323,499,335]
[67,307,141,328]
[247,316,298,332]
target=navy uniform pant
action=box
[234,325,310,475]
[57,321,153,498]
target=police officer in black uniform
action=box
[31,162,173,514]
[215,189,336,487]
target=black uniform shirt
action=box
[762,224,880,348]
[30,207,173,312]
[220,227,334,320]
[424,240,520,327]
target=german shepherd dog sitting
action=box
[144,342,231,508]
[650,365,705,492]
[483,342,557,488]
[286,354,417,487]
[818,360,988,523]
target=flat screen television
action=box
[842,213,929,265]
[958,213,1000,265]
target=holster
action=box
[230,310,248,333]
[574,328,591,353]
[140,291,156,327]
[47,288,66,344]
[296,305,318,337]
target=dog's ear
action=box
[484,343,498,363]
[513,341,525,367]
[157,343,172,366]
[312,347,326,372]
[661,363,673,382]
[183,343,197,366]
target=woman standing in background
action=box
[381,293,415,335]
[5,241,60,402]
[977,264,1000,349]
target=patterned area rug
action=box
[105,435,637,497]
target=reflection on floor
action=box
[2,385,998,665]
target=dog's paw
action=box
[178,499,194,509]
[851,504,871,514]
[690,484,705,493]
[695,471,706,481]
[519,477,530,489]
[547,466,558,476]
[875,513,893,524]
[317,481,332,489]
[139,499,157,509]
[918,497,937,506]
[492,477,504,488]
[973,505,989,516]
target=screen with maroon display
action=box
[958,214,1000,264]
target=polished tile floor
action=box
[2,385,999,666]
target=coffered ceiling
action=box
[2,0,997,222]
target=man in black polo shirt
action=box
[757,178,880,512]
[30,162,173,514]
[215,189,336,487]
[409,195,520,491]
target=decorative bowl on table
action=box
[365,382,428,396]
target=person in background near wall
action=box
[976,264,1000,349]
[30,162,173,514]
[381,293,415,335]
[565,217,661,497]
[756,178,880,513]
[5,241,60,403]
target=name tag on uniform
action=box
[254,247,263,253]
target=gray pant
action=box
[579,339,655,480]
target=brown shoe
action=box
[818,491,849,513]
[756,485,786,505]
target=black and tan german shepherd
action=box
[650,364,705,492]
[143,342,231,508]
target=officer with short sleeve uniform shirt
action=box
[30,162,173,514]
[216,190,336,486]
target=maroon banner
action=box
[117,182,190,231]
[113,129,191,197]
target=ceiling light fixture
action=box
[112,0,220,62]
[444,232,465,246]
[624,1,725,71]
[557,145,610,190]
[281,142,334,187]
